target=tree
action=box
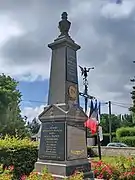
[129,85,135,123]
[0,74,28,137]
[120,114,134,127]
[27,118,40,135]
[100,114,121,133]
[100,113,134,134]
[130,86,135,113]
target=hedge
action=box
[0,136,38,179]
[119,136,135,147]
[116,127,135,140]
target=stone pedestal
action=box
[35,104,94,179]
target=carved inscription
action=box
[66,47,78,84]
[39,122,65,161]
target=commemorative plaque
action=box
[38,121,65,161]
[66,47,78,84]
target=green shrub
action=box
[119,136,135,147]
[112,136,118,142]
[0,135,38,149]
[116,127,135,140]
[0,136,38,179]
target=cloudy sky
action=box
[0,0,134,121]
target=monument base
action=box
[35,159,94,180]
[36,104,94,179]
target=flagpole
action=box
[97,102,102,160]
[97,126,102,160]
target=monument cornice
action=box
[48,37,80,51]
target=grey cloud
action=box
[0,0,135,113]
[0,0,71,65]
[1,32,50,65]
[73,2,135,101]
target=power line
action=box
[111,101,132,106]
[21,99,132,108]
[21,99,47,104]
[111,103,129,109]
[1,99,130,117]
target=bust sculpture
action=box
[58,12,71,37]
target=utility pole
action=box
[108,101,112,143]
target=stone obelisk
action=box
[35,12,94,180]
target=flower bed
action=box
[91,160,120,179]
[91,156,135,180]
[1,156,135,179]
[0,165,83,180]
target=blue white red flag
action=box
[84,99,101,134]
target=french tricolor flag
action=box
[84,99,100,135]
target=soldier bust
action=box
[58,12,71,37]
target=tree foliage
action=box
[0,74,28,137]
[100,114,121,133]
[130,86,135,113]
[0,136,38,179]
[27,118,40,135]
[120,114,134,127]
[100,113,134,133]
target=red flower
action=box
[8,165,14,171]
[20,175,27,180]
[97,173,103,179]
[94,170,98,174]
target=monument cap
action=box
[58,12,71,37]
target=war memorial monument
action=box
[35,12,94,180]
